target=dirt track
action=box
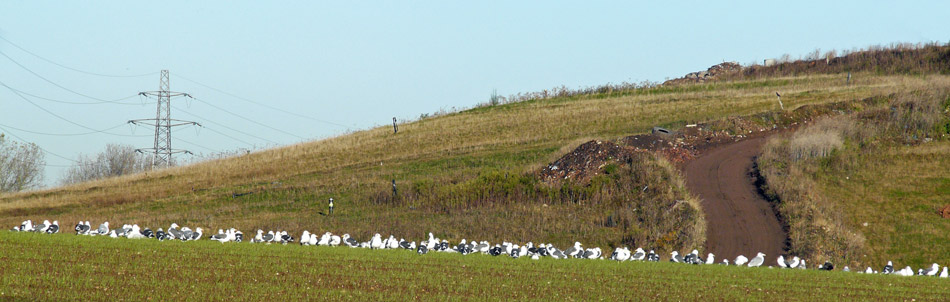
[685,137,785,263]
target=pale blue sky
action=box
[0,1,947,186]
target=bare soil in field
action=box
[684,137,785,262]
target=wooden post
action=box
[776,92,784,110]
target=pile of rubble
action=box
[538,140,645,185]
[663,62,742,85]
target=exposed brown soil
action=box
[938,204,950,219]
[537,98,882,256]
[684,137,785,262]
[539,140,646,185]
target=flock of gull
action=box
[10,218,950,278]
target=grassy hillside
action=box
[2,73,949,251]
[758,86,950,268]
[2,232,948,301]
[819,141,950,268]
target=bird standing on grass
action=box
[748,253,765,267]
[734,255,748,266]
[328,198,335,216]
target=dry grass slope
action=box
[757,87,950,267]
[2,73,949,251]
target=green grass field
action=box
[1,231,947,301]
[816,141,950,268]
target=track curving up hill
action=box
[684,137,785,263]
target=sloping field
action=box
[816,141,950,268]
[4,74,947,251]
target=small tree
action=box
[62,144,151,185]
[0,133,45,192]
[489,89,502,106]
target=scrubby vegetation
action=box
[373,149,704,252]
[728,42,950,80]
[757,87,950,267]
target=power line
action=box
[0,125,77,164]
[0,122,148,137]
[174,137,217,153]
[176,74,351,129]
[171,104,279,145]
[202,126,258,148]
[2,85,144,105]
[0,49,135,103]
[191,96,305,140]
[0,35,157,78]
[0,80,146,137]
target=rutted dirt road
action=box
[685,137,786,263]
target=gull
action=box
[210,229,228,241]
[262,231,275,243]
[734,255,749,266]
[631,248,646,261]
[897,266,914,276]
[865,267,873,274]
[329,234,341,246]
[777,255,788,268]
[747,253,765,267]
[705,253,715,265]
[387,236,399,249]
[565,242,583,258]
[819,261,834,271]
[646,250,660,262]
[787,257,800,269]
[181,227,194,241]
[127,225,145,239]
[610,247,630,261]
[370,234,383,249]
[97,222,110,236]
[842,266,850,272]
[683,250,700,264]
[488,245,503,257]
[300,231,311,245]
[34,220,50,233]
[167,223,182,240]
[21,220,34,232]
[920,263,940,276]
[670,251,684,263]
[279,231,293,244]
[882,261,894,274]
[45,221,59,234]
[342,234,359,247]
[191,227,203,241]
[585,247,601,259]
[939,267,948,278]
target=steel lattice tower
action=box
[129,70,199,167]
